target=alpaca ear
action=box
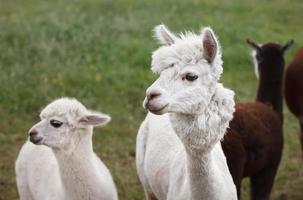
[281,39,294,54]
[154,24,178,45]
[202,27,218,64]
[246,38,262,52]
[79,112,111,127]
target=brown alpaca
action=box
[222,39,293,200]
[285,46,303,154]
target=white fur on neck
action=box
[251,50,259,79]
[170,83,234,153]
[54,130,113,200]
[172,84,235,199]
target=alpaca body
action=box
[16,140,117,200]
[137,88,237,200]
[222,40,293,200]
[136,24,237,200]
[222,103,283,198]
[15,98,118,200]
[285,47,303,152]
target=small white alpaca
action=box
[136,24,237,200]
[15,97,118,200]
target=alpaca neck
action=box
[53,128,101,200]
[169,84,235,199]
[257,76,283,116]
[186,147,220,200]
[170,113,226,200]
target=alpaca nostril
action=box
[29,129,42,144]
[29,130,38,137]
[147,92,161,100]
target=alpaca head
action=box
[247,39,293,80]
[143,24,223,115]
[28,97,111,150]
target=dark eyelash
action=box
[50,120,63,128]
[184,73,198,81]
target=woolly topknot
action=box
[151,24,223,80]
[40,97,87,119]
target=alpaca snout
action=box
[146,90,161,101]
[143,88,169,114]
[29,129,43,144]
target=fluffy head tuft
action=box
[151,24,222,79]
[40,97,87,121]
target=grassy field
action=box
[0,0,302,199]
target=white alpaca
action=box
[15,97,118,200]
[136,24,237,200]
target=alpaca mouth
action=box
[29,136,43,145]
[147,104,168,115]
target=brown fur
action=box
[285,46,303,153]
[222,103,283,199]
[222,40,292,200]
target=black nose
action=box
[147,91,161,101]
[29,129,42,144]
[29,130,38,137]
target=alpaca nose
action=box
[29,129,38,137]
[29,129,42,144]
[146,89,161,101]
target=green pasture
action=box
[0,0,302,199]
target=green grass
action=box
[0,0,302,199]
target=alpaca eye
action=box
[184,73,198,81]
[50,120,63,128]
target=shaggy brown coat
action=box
[285,46,303,153]
[222,39,293,200]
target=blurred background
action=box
[0,0,302,199]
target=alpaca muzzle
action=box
[29,129,43,144]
